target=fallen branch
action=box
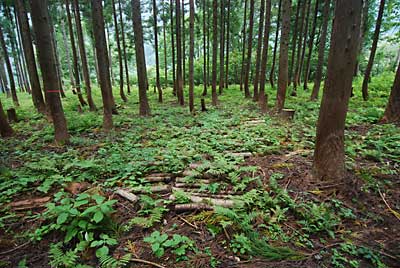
[8,197,51,211]
[175,177,210,184]
[0,241,30,255]
[115,189,138,204]
[130,258,166,268]
[170,194,235,207]
[145,176,171,183]
[174,203,213,212]
[131,185,171,194]
[378,189,400,221]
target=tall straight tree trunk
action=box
[207,0,210,87]
[65,0,86,107]
[382,60,400,123]
[105,22,114,86]
[152,0,162,102]
[269,0,282,88]
[14,10,30,93]
[73,0,96,111]
[60,17,75,90]
[310,0,330,100]
[92,0,113,130]
[361,0,385,101]
[354,0,369,77]
[175,0,184,105]
[224,0,231,89]
[303,0,319,90]
[253,0,265,101]
[297,0,312,87]
[182,0,185,87]
[240,0,248,91]
[0,27,19,106]
[112,0,127,102]
[132,0,151,115]
[276,0,291,111]
[162,5,168,88]
[313,0,362,180]
[244,0,255,98]
[30,0,69,143]
[170,0,177,95]
[188,0,195,113]
[211,0,219,106]
[289,0,301,86]
[292,0,307,95]
[118,0,131,95]
[202,0,207,96]
[259,0,272,113]
[218,0,225,95]
[0,99,13,137]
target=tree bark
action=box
[112,0,127,102]
[310,0,330,100]
[224,0,231,90]
[276,0,291,111]
[292,0,308,95]
[73,0,96,111]
[0,98,13,137]
[269,0,282,88]
[354,0,369,77]
[118,0,131,95]
[382,61,400,123]
[252,0,266,101]
[105,22,114,86]
[188,0,194,113]
[361,0,385,101]
[65,0,86,107]
[175,0,184,105]
[289,0,301,87]
[152,0,163,102]
[0,26,19,106]
[132,0,151,115]
[15,0,46,113]
[170,0,177,95]
[29,0,69,143]
[303,0,319,90]
[211,0,219,106]
[218,0,225,95]
[182,0,186,88]
[259,0,272,113]
[240,0,248,91]
[91,0,114,130]
[162,5,168,89]
[298,0,312,86]
[202,0,207,96]
[313,0,362,180]
[244,0,255,98]
[60,17,75,90]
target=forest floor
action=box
[0,74,399,268]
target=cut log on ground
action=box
[131,185,171,194]
[169,194,235,207]
[115,188,139,204]
[229,152,252,158]
[8,196,51,211]
[144,176,171,183]
[280,109,295,120]
[175,177,210,184]
[175,203,213,212]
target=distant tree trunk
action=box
[313,0,362,180]
[202,0,207,96]
[65,0,86,107]
[207,1,210,87]
[182,0,186,87]
[170,0,177,95]
[269,0,282,88]
[118,0,131,95]
[289,0,301,87]
[92,0,114,130]
[361,0,385,101]
[224,0,231,89]
[252,0,265,102]
[188,0,194,113]
[162,5,168,88]
[112,0,127,102]
[105,22,114,86]
[132,0,151,115]
[276,0,291,111]
[0,99,13,137]
[152,0,162,102]
[73,0,96,111]
[292,0,308,95]
[298,0,311,84]
[303,0,319,90]
[218,0,225,95]
[15,0,46,113]
[354,0,369,76]
[240,0,248,91]
[244,0,255,98]
[0,27,19,106]
[175,0,184,105]
[30,0,69,143]
[60,17,75,90]
[211,0,219,106]
[310,0,330,100]
[382,61,400,123]
[259,0,272,113]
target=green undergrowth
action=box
[0,73,398,267]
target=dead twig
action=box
[177,215,198,229]
[130,258,166,268]
[0,241,31,255]
[378,189,400,221]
